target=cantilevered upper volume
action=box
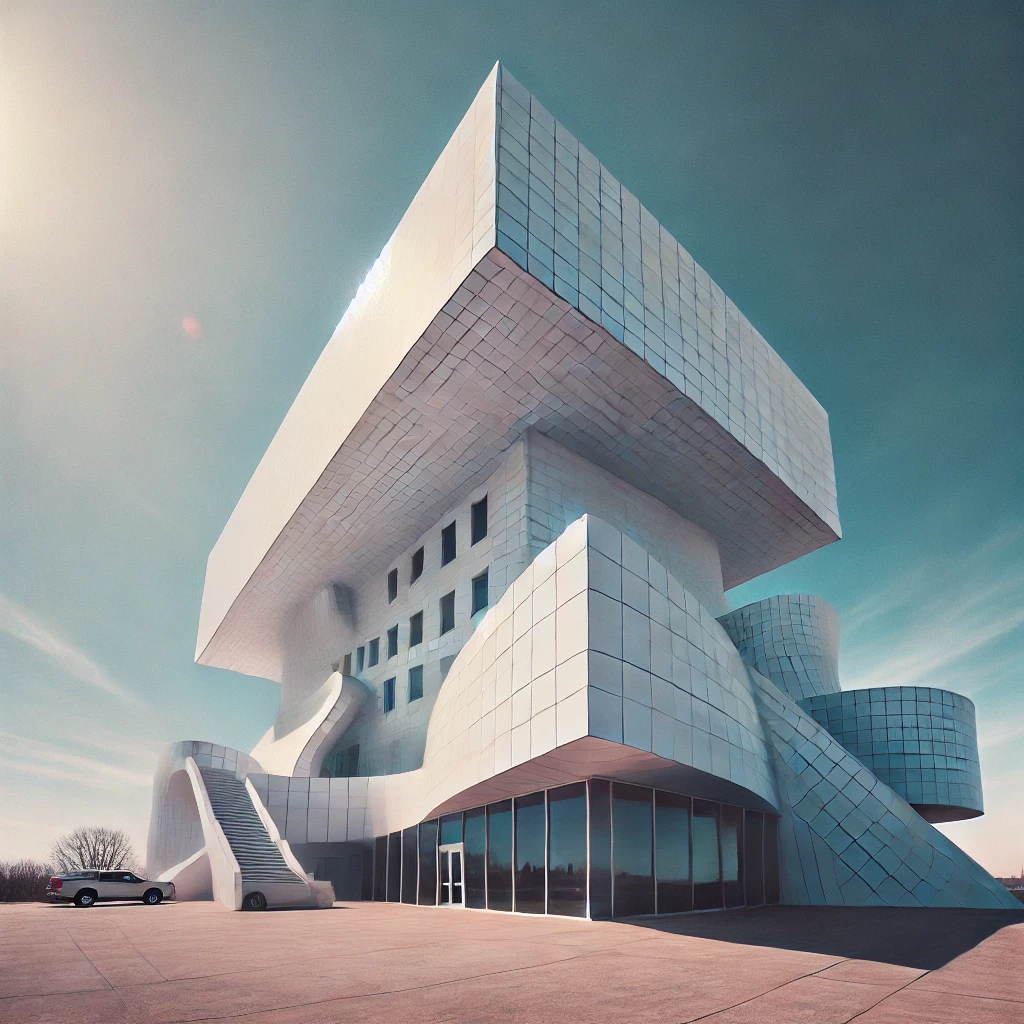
[196,63,839,682]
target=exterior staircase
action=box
[198,767,305,886]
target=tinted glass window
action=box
[387,568,398,603]
[471,570,489,615]
[721,805,744,907]
[744,811,764,906]
[692,799,722,910]
[342,653,352,675]
[589,780,612,919]
[356,646,365,673]
[464,807,486,909]
[411,546,424,583]
[383,678,395,713]
[440,591,455,635]
[409,611,423,647]
[368,638,379,667]
[471,496,488,544]
[440,812,462,847]
[99,872,120,881]
[418,820,438,905]
[487,800,513,911]
[386,832,401,901]
[373,836,387,901]
[655,790,692,913]
[408,665,423,702]
[612,783,654,916]
[387,626,398,659]
[441,522,456,565]
[547,783,586,917]
[515,792,545,913]
[764,816,781,904]
[401,827,418,904]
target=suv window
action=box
[65,871,98,880]
[100,871,122,881]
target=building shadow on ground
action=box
[624,905,1024,970]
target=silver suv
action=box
[46,870,175,907]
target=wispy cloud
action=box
[0,591,140,703]
[0,732,153,792]
[840,525,1024,696]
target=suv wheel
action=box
[142,888,163,905]
[74,890,97,908]
[243,891,267,911]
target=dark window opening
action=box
[411,547,424,583]
[409,611,423,647]
[368,638,379,667]
[441,522,456,566]
[487,800,513,911]
[418,820,437,905]
[387,626,398,659]
[383,677,396,713]
[401,827,417,904]
[471,496,488,545]
[356,646,365,674]
[515,792,546,913]
[408,665,423,702]
[612,782,655,916]
[342,653,352,676]
[472,569,489,615]
[387,568,398,604]
[440,591,456,635]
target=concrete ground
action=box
[1,901,1021,1024]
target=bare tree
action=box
[0,860,55,902]
[50,827,140,874]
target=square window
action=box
[387,626,398,659]
[440,591,456,635]
[356,646,365,674]
[342,653,352,676]
[409,665,423,702]
[471,496,488,545]
[409,611,423,647]
[411,547,424,583]
[472,568,489,615]
[441,522,456,566]
[387,568,398,603]
[383,678,396,713]
[368,638,379,667]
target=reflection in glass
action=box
[692,799,722,910]
[721,805,743,907]
[451,850,463,905]
[655,791,692,913]
[548,783,587,917]
[515,792,545,913]
[401,827,417,904]
[386,831,401,902]
[589,780,612,919]
[464,807,486,909]
[763,816,781,904]
[373,835,387,901]
[743,811,764,906]
[418,820,437,905]
[440,812,463,847]
[612,783,654,916]
[487,800,513,911]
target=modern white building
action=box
[148,64,1016,915]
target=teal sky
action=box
[2,2,1021,875]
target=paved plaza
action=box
[1,901,1021,1023]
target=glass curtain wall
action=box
[547,783,587,917]
[487,800,513,911]
[371,781,780,919]
[386,831,401,902]
[692,800,722,910]
[655,790,692,913]
[464,807,486,909]
[514,792,545,913]
[418,819,438,905]
[401,827,417,904]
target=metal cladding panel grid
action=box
[493,66,839,541]
[717,594,841,701]
[799,687,983,815]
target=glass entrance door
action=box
[438,844,464,907]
